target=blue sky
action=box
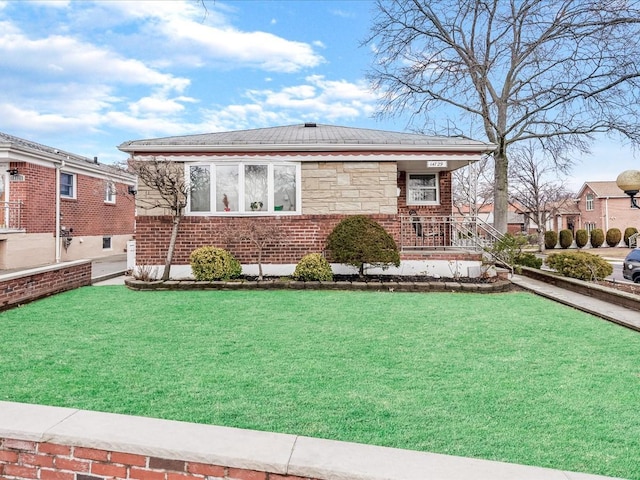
[0,0,637,191]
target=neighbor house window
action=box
[186,162,300,214]
[60,173,75,198]
[585,193,594,211]
[407,173,439,205]
[105,181,116,203]
[102,236,112,250]
[585,222,596,234]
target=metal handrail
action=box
[399,215,505,252]
[0,201,23,230]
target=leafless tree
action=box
[452,155,493,218]
[366,0,640,233]
[224,219,282,281]
[126,157,197,281]
[508,143,573,251]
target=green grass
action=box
[1,287,639,479]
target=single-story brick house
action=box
[0,132,137,270]
[118,123,497,278]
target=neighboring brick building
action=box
[118,123,496,278]
[0,132,137,270]
[576,181,638,237]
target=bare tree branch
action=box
[366,0,640,232]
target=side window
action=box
[102,236,112,250]
[105,181,116,203]
[60,173,75,198]
[585,194,594,211]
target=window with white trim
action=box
[407,173,439,205]
[187,162,300,214]
[585,193,594,211]
[102,236,112,250]
[585,222,596,234]
[105,181,116,203]
[60,173,75,198]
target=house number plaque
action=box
[427,161,448,168]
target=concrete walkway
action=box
[91,254,128,284]
[511,274,640,330]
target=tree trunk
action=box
[493,149,508,234]
[162,214,182,281]
[257,246,263,281]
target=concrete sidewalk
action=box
[91,253,127,284]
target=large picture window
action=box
[187,162,300,214]
[407,173,439,205]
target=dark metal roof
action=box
[118,124,495,152]
[0,131,133,179]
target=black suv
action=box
[622,248,640,283]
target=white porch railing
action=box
[0,201,23,230]
[399,214,504,252]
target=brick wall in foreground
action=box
[0,439,312,480]
[0,260,91,310]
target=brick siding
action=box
[0,261,91,310]
[134,214,401,266]
[9,161,134,236]
[0,439,316,480]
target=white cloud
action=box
[0,22,189,90]
[95,1,324,72]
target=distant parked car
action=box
[622,248,640,283]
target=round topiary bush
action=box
[546,251,613,281]
[624,227,638,247]
[326,215,400,276]
[544,230,558,250]
[575,229,588,248]
[606,228,622,247]
[559,229,573,249]
[292,253,333,281]
[590,228,605,248]
[190,246,242,281]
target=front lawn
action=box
[1,287,638,479]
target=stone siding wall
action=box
[301,162,397,214]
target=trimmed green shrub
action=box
[559,229,573,249]
[514,253,543,269]
[546,251,613,281]
[624,227,638,247]
[606,228,622,247]
[326,215,400,276]
[575,229,588,248]
[544,230,557,250]
[490,233,527,266]
[590,228,605,248]
[292,253,333,281]
[190,246,242,281]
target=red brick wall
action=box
[9,162,134,236]
[135,214,401,266]
[0,261,91,310]
[0,439,315,480]
[396,170,452,216]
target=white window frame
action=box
[186,161,301,215]
[105,181,116,204]
[406,172,440,206]
[585,193,594,211]
[585,222,596,234]
[60,172,76,199]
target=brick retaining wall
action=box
[0,402,620,480]
[0,260,91,310]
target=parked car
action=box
[622,248,640,283]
